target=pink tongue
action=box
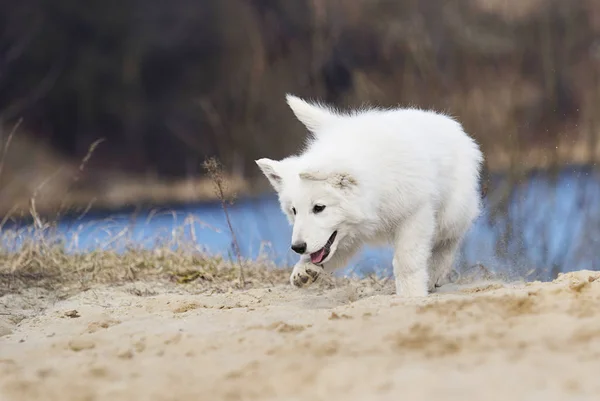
[310,248,326,264]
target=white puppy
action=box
[256,95,484,297]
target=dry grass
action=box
[0,230,291,297]
[0,224,382,299]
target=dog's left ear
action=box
[299,170,357,190]
[256,158,284,192]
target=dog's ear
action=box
[299,170,357,191]
[286,94,337,133]
[255,158,284,191]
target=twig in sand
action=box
[203,157,245,288]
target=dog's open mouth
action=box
[310,231,337,265]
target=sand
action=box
[1,270,600,401]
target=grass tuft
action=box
[0,232,292,297]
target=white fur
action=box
[256,94,484,297]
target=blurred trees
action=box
[1,0,599,180]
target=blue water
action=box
[3,168,600,280]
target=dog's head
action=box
[256,158,358,265]
[255,94,359,265]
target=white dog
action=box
[256,94,484,297]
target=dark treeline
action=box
[1,0,599,179]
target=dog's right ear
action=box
[286,94,337,133]
[255,158,284,192]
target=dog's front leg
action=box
[392,203,435,297]
[290,244,359,288]
[290,256,323,288]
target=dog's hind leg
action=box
[392,203,434,297]
[427,237,461,292]
[428,188,479,292]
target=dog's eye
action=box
[292,207,296,215]
[313,204,326,214]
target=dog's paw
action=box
[290,262,323,288]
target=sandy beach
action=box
[1,270,600,401]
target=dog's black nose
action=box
[291,242,307,254]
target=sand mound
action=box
[2,270,600,401]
